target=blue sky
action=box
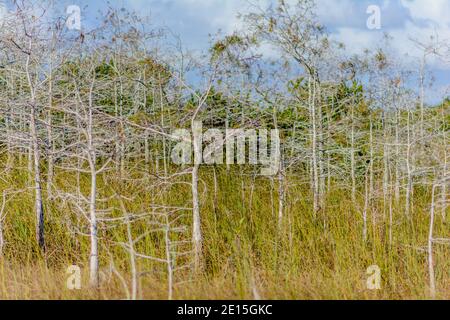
[109,0,450,101]
[3,0,449,101]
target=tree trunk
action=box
[88,79,99,288]
[382,111,390,215]
[127,215,137,300]
[428,184,436,299]
[30,105,45,250]
[47,90,54,199]
[350,101,356,204]
[362,168,369,242]
[310,77,320,213]
[394,110,400,203]
[0,218,3,257]
[89,166,99,288]
[164,215,173,300]
[191,121,202,271]
[405,110,412,217]
[26,52,45,250]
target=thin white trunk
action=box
[362,168,369,242]
[30,106,45,250]
[6,72,14,172]
[144,133,150,165]
[317,84,325,205]
[278,167,284,228]
[159,77,168,176]
[441,105,448,219]
[389,189,393,247]
[47,35,55,199]
[192,121,202,271]
[273,108,284,227]
[405,111,412,217]
[213,166,218,216]
[350,102,356,204]
[441,184,447,220]
[419,55,425,138]
[428,185,437,299]
[382,112,390,214]
[47,81,54,199]
[164,215,173,300]
[0,218,3,257]
[126,215,137,300]
[89,165,99,288]
[26,50,45,250]
[395,110,400,203]
[88,79,99,288]
[369,117,374,206]
[310,77,319,213]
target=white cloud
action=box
[401,0,450,27]
[126,0,450,70]
[123,0,449,101]
[316,0,360,26]
[129,0,248,32]
[322,0,450,70]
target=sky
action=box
[2,0,449,101]
[117,0,450,101]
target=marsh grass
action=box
[0,160,448,300]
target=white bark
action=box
[126,215,137,300]
[310,77,320,213]
[164,216,173,300]
[350,101,356,204]
[89,164,99,288]
[88,79,99,288]
[192,120,202,271]
[362,168,369,242]
[428,184,437,299]
[26,46,45,250]
[405,110,413,217]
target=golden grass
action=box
[0,161,448,300]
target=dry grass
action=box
[0,162,448,300]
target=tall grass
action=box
[0,159,448,300]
